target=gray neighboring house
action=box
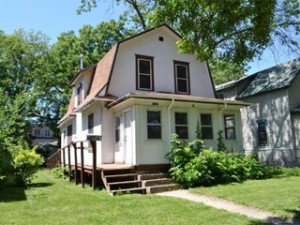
[216,58,300,166]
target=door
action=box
[124,111,132,164]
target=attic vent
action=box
[159,36,164,42]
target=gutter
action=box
[219,101,228,129]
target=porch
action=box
[47,141,178,195]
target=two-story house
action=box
[58,25,248,168]
[217,59,300,166]
[31,124,57,147]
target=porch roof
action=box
[106,92,250,109]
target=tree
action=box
[78,0,300,67]
[210,61,244,85]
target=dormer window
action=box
[77,82,83,106]
[136,55,154,91]
[174,61,190,94]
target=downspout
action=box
[168,98,175,152]
[219,101,228,131]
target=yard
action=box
[192,176,300,220]
[0,170,267,225]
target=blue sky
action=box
[0,0,298,75]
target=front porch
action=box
[47,141,178,195]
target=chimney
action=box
[80,54,84,69]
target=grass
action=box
[0,170,268,225]
[191,176,300,220]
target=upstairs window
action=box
[200,114,213,139]
[147,111,161,139]
[136,55,154,91]
[115,116,121,143]
[88,113,94,134]
[224,115,235,139]
[175,112,188,139]
[67,125,72,144]
[45,130,50,137]
[174,61,190,94]
[34,129,40,136]
[77,83,83,106]
[257,120,268,146]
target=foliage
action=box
[12,145,44,186]
[210,61,244,85]
[217,130,227,152]
[51,165,68,180]
[167,135,274,188]
[281,167,300,177]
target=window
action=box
[34,129,40,136]
[257,120,268,145]
[201,114,213,139]
[67,125,72,144]
[147,111,161,139]
[136,55,154,91]
[224,115,235,139]
[115,116,121,143]
[175,112,188,139]
[88,113,94,134]
[77,83,83,106]
[174,61,190,94]
[45,130,50,137]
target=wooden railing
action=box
[46,140,98,189]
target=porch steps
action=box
[101,169,179,195]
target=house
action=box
[58,24,248,170]
[31,124,57,147]
[217,58,300,166]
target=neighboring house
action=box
[217,59,300,166]
[59,25,248,168]
[31,125,57,147]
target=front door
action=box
[123,111,132,164]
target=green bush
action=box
[167,135,275,188]
[52,165,68,179]
[13,146,44,186]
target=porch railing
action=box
[46,140,98,189]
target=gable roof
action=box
[293,104,300,113]
[238,58,300,98]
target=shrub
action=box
[52,165,68,179]
[167,135,275,188]
[13,146,44,186]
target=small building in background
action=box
[31,125,58,147]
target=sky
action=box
[0,0,298,75]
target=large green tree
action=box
[78,0,300,82]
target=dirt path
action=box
[157,190,300,225]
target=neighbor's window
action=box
[115,116,121,142]
[77,82,83,106]
[45,130,50,137]
[88,113,94,134]
[174,61,190,94]
[257,120,268,145]
[201,114,213,139]
[136,55,154,91]
[175,112,188,139]
[224,115,235,139]
[34,129,40,136]
[147,111,161,139]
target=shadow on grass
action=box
[285,208,300,223]
[27,182,53,188]
[248,220,270,225]
[0,185,26,202]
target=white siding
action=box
[293,114,300,151]
[108,27,215,98]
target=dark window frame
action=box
[224,115,236,139]
[88,113,94,134]
[77,82,83,106]
[174,60,190,94]
[67,125,72,144]
[200,114,213,139]
[147,111,161,139]
[136,55,154,91]
[115,115,121,143]
[45,130,50,137]
[257,120,268,146]
[175,112,189,139]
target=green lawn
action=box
[192,176,300,219]
[0,170,267,225]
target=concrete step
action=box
[146,183,179,194]
[110,187,146,196]
[142,178,176,187]
[138,173,170,180]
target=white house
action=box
[58,25,248,168]
[217,58,300,166]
